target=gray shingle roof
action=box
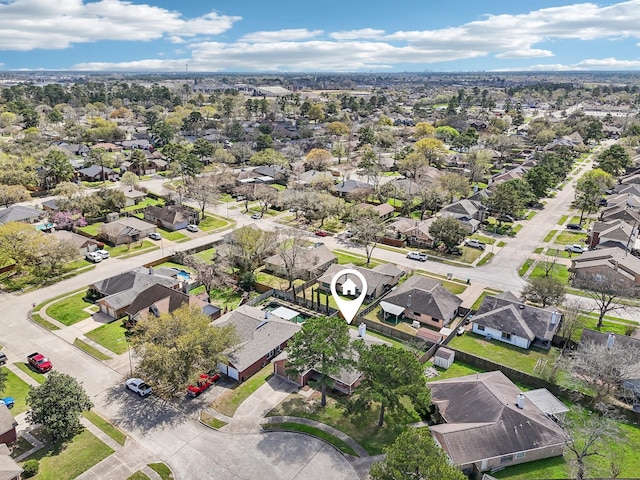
[383,275,462,321]
[0,205,42,224]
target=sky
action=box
[1,0,640,72]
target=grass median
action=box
[262,422,359,456]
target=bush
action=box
[23,459,39,478]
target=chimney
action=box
[358,323,367,338]
[516,393,525,409]
[265,311,271,320]
[148,267,154,275]
[407,294,412,308]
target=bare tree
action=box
[186,169,233,219]
[349,209,383,265]
[575,271,626,329]
[180,254,231,302]
[219,225,278,276]
[563,339,640,404]
[557,300,586,355]
[521,276,566,307]
[276,229,308,290]
[541,252,559,277]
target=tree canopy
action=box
[428,216,466,252]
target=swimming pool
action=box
[263,302,312,324]
[172,268,192,281]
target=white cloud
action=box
[491,57,640,71]
[330,29,386,40]
[495,49,555,59]
[0,0,240,50]
[239,29,323,43]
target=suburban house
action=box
[124,284,221,327]
[358,202,395,221]
[212,305,301,382]
[569,246,640,296]
[599,203,640,224]
[90,142,123,153]
[471,291,562,350]
[143,205,198,231]
[253,165,287,184]
[332,179,373,198]
[76,165,118,182]
[379,275,462,329]
[587,219,637,251]
[57,143,90,157]
[263,243,337,281]
[89,267,181,319]
[318,263,405,302]
[99,217,157,245]
[295,169,334,187]
[0,205,43,225]
[386,217,436,247]
[0,443,22,480]
[440,199,487,233]
[387,178,421,197]
[50,230,101,256]
[428,371,566,476]
[580,328,640,351]
[273,326,388,395]
[122,189,147,207]
[0,404,17,445]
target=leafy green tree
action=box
[414,121,435,138]
[434,125,460,142]
[370,428,465,480]
[150,120,174,146]
[466,149,492,184]
[525,165,554,198]
[192,137,215,160]
[397,152,429,179]
[86,147,114,182]
[521,277,566,307]
[575,169,613,223]
[27,371,92,442]
[428,216,466,252]
[487,179,535,218]
[355,344,431,427]
[285,316,354,407]
[596,144,631,175]
[256,133,273,151]
[249,148,287,167]
[0,184,29,208]
[414,137,447,167]
[131,305,237,397]
[42,150,74,188]
[120,171,139,192]
[357,126,375,147]
[437,172,469,203]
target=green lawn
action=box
[554,231,587,245]
[210,365,273,417]
[126,472,150,480]
[45,291,93,326]
[470,234,495,245]
[199,215,229,232]
[477,252,495,266]
[26,428,114,480]
[77,223,102,237]
[0,367,31,414]
[267,392,421,455]
[448,332,560,377]
[147,463,174,480]
[14,362,45,384]
[107,240,158,258]
[73,339,111,361]
[158,229,187,241]
[83,410,127,446]
[194,247,216,263]
[122,197,164,212]
[416,274,467,294]
[545,248,572,259]
[518,259,533,277]
[255,269,304,290]
[207,286,244,309]
[364,306,417,335]
[31,314,60,330]
[470,291,490,311]
[199,411,228,429]
[497,241,506,247]
[262,422,359,456]
[334,250,381,268]
[529,264,570,284]
[85,320,129,355]
[557,215,568,225]
[543,230,557,242]
[425,360,485,382]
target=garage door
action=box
[217,362,228,376]
[227,366,239,381]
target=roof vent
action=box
[516,393,526,409]
[607,333,615,350]
[519,304,525,309]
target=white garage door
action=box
[227,366,239,381]
[217,362,228,376]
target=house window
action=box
[515,452,525,459]
[500,455,514,464]
[501,332,512,341]
[477,325,485,331]
[413,311,421,317]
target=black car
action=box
[0,351,7,366]
[566,223,582,231]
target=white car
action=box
[406,251,428,262]
[96,249,110,259]
[250,213,262,219]
[186,224,199,232]
[565,244,584,254]
[85,251,102,263]
[148,232,162,241]
[125,378,152,397]
[464,239,486,251]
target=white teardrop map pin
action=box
[329,268,368,324]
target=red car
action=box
[27,352,52,373]
[187,372,221,397]
[315,230,329,237]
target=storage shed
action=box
[433,347,455,369]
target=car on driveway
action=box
[186,224,199,232]
[496,215,515,223]
[187,372,221,397]
[406,251,428,262]
[565,244,585,254]
[125,378,152,397]
[464,239,486,250]
[85,251,102,263]
[96,249,110,259]
[0,397,14,409]
[0,351,7,366]
[315,230,329,237]
[566,223,582,231]
[148,232,162,240]
[250,212,262,219]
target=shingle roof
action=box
[428,371,566,465]
[264,244,336,271]
[125,284,190,318]
[0,205,42,224]
[383,275,462,321]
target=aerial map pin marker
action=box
[329,268,368,324]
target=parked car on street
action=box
[565,244,585,254]
[148,232,162,240]
[250,212,262,219]
[125,378,152,397]
[566,223,582,231]
[27,352,52,373]
[406,251,428,262]
[187,372,221,397]
[315,230,329,237]
[187,224,199,232]
[464,239,486,251]
[85,251,103,263]
[96,249,110,259]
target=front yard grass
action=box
[77,223,102,237]
[210,365,273,417]
[107,240,158,258]
[83,410,127,446]
[0,367,31,414]
[85,320,129,355]
[14,362,45,384]
[543,230,557,242]
[469,234,495,245]
[477,252,494,266]
[553,231,587,245]
[518,258,533,277]
[73,339,111,361]
[447,332,560,377]
[262,422,359,456]
[158,229,187,242]
[147,463,174,480]
[529,264,570,284]
[31,314,60,330]
[24,428,113,480]
[45,291,93,326]
[267,391,421,455]
[199,214,230,232]
[334,249,382,268]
